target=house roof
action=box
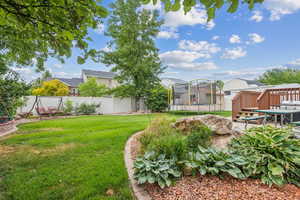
[238,78,265,86]
[161,77,187,84]
[82,69,116,79]
[54,78,83,87]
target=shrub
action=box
[186,125,212,149]
[139,117,176,151]
[134,151,181,188]
[147,133,187,160]
[145,84,168,112]
[76,103,99,115]
[63,100,73,114]
[230,126,300,186]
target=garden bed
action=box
[145,175,300,200]
[130,116,300,200]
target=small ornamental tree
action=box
[78,78,108,97]
[145,84,169,112]
[0,70,30,120]
[32,79,69,96]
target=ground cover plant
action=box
[230,126,300,186]
[135,120,300,189]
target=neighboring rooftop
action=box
[238,78,265,86]
[54,78,83,87]
[82,69,116,79]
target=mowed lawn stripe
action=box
[0,115,157,200]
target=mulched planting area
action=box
[145,175,300,200]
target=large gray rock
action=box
[173,114,234,135]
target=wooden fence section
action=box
[232,91,261,120]
[257,88,300,110]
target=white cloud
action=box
[157,29,179,39]
[178,40,221,56]
[95,24,105,34]
[212,36,220,40]
[250,11,263,22]
[229,34,241,44]
[160,50,218,71]
[222,47,247,60]
[248,33,265,44]
[53,72,80,78]
[289,58,300,66]
[101,45,112,52]
[164,6,215,29]
[160,50,209,63]
[167,62,218,71]
[53,63,63,69]
[264,0,300,21]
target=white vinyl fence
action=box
[18,96,136,115]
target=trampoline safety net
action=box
[170,80,222,112]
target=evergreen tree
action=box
[101,0,164,108]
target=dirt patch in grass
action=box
[146,175,300,200]
[0,145,16,155]
[17,128,65,135]
[0,143,80,157]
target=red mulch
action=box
[145,175,300,200]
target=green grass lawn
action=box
[0,112,231,200]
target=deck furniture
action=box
[240,115,268,129]
[255,109,300,127]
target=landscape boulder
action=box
[173,114,233,135]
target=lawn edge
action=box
[124,130,152,200]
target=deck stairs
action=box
[234,107,262,124]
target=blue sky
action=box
[16,0,300,82]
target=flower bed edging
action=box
[124,131,152,200]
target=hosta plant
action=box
[183,146,247,179]
[230,125,300,186]
[134,151,181,188]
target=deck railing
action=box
[257,88,300,110]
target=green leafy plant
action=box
[0,70,30,120]
[139,117,176,150]
[145,84,169,112]
[63,100,74,114]
[139,117,187,159]
[183,146,246,179]
[186,125,212,149]
[147,133,187,160]
[76,103,99,115]
[134,151,181,188]
[230,126,300,186]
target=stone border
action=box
[124,131,152,200]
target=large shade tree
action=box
[144,0,264,20]
[258,68,300,85]
[0,0,108,74]
[101,0,165,109]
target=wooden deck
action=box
[232,87,300,122]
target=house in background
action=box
[82,69,118,89]
[223,78,265,96]
[51,78,83,96]
[50,69,118,96]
